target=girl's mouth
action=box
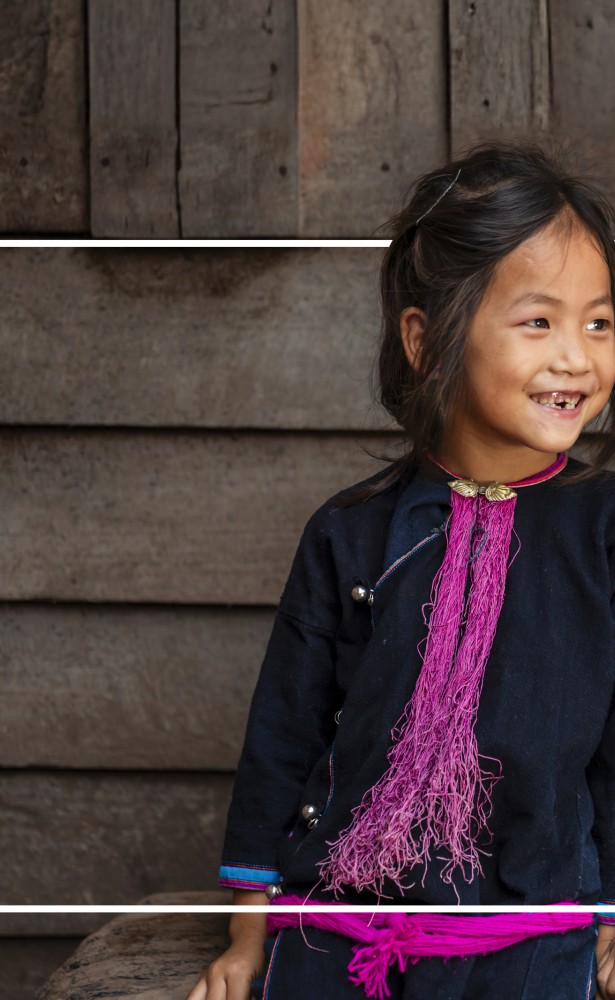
[529,391,586,412]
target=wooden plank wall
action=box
[0,0,87,232]
[449,0,550,145]
[1,937,82,1000]
[0,247,391,907]
[0,903,225,1000]
[88,1,179,237]
[1,0,615,990]
[0,912,110,1000]
[3,3,614,236]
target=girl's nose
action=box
[550,328,592,375]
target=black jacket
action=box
[220,455,615,909]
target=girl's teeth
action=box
[532,392,581,410]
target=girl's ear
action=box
[399,307,428,371]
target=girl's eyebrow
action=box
[508,291,613,309]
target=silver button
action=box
[301,803,320,821]
[351,583,374,605]
[265,883,283,899]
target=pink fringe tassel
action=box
[267,906,594,1000]
[319,490,517,896]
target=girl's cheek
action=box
[604,357,615,389]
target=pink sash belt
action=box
[267,901,594,1000]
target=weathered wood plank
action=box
[449,0,550,152]
[0,772,232,903]
[0,893,227,936]
[179,1,297,237]
[88,1,179,237]
[0,0,86,231]
[0,938,82,1000]
[550,2,615,202]
[39,908,229,1000]
[0,917,105,938]
[298,0,447,236]
[0,430,395,603]
[0,249,383,429]
[0,605,272,770]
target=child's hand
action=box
[596,922,615,999]
[185,892,268,1000]
[185,933,266,1000]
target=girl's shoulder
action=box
[279,460,408,622]
[307,459,410,534]
[563,456,615,497]
[556,457,615,538]
[290,459,411,578]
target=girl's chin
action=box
[528,408,590,450]
[527,432,580,451]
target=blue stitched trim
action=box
[322,743,336,815]
[374,527,445,592]
[371,528,445,632]
[596,899,615,923]
[219,864,280,885]
[584,933,596,1000]
[263,929,284,999]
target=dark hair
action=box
[344,139,615,506]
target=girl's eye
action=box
[526,317,549,329]
[587,318,610,331]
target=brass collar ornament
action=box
[447,479,518,501]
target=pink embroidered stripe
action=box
[219,878,273,891]
[432,451,568,488]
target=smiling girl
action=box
[189,143,615,999]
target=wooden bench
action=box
[37,892,230,1000]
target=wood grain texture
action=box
[0,429,396,603]
[39,906,229,1000]
[0,772,232,903]
[298,0,447,236]
[0,892,228,936]
[1,938,82,1000]
[0,248,384,429]
[549,1,615,200]
[88,0,179,237]
[0,916,109,937]
[179,0,297,237]
[0,0,86,231]
[0,604,273,770]
[449,0,550,151]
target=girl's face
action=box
[442,215,615,479]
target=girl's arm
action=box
[596,921,615,999]
[185,890,268,1000]
[219,503,343,894]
